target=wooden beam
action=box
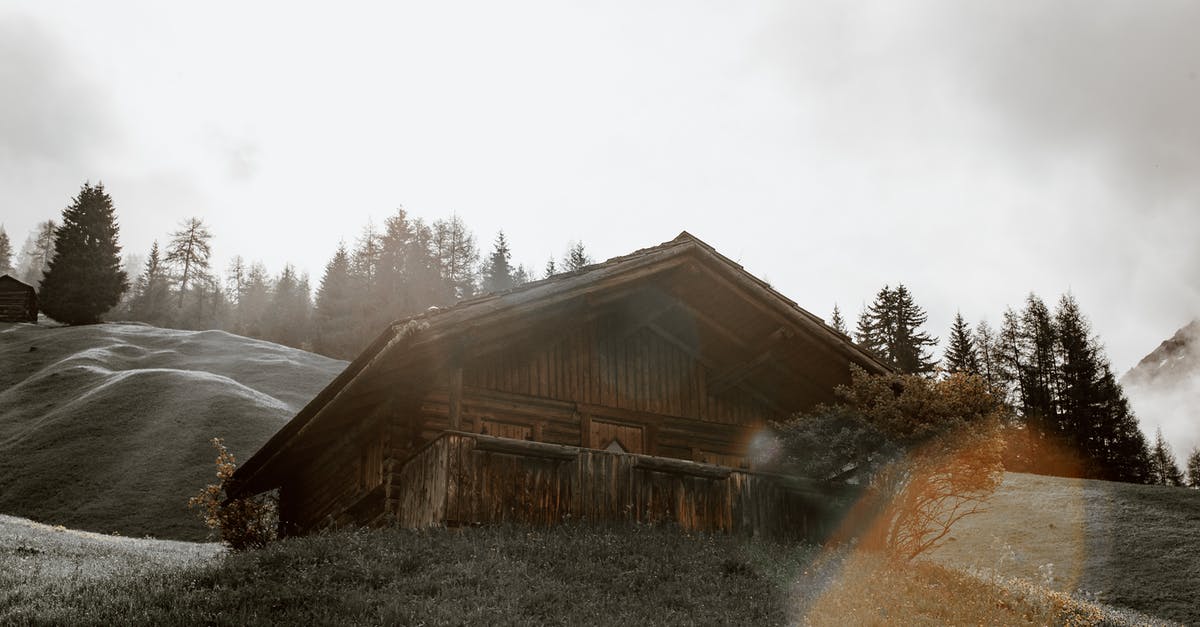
[448,366,463,429]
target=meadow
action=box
[2,515,1163,626]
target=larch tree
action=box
[1186,448,1200,488]
[431,215,479,299]
[943,312,980,375]
[17,220,58,287]
[38,182,129,324]
[0,225,12,275]
[378,208,447,318]
[974,319,1000,391]
[481,231,516,293]
[226,255,248,310]
[165,217,214,309]
[543,257,558,279]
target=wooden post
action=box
[448,367,464,429]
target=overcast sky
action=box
[3,1,1199,382]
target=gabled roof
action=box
[0,274,36,292]
[229,231,890,497]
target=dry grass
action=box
[929,471,1200,624]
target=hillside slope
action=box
[0,322,345,541]
[1122,319,1200,456]
[930,472,1200,624]
[3,520,1140,626]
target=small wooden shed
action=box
[0,275,37,323]
[228,232,890,539]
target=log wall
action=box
[0,282,36,323]
[381,431,845,541]
[462,319,776,427]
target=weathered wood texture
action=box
[0,275,37,323]
[462,318,777,427]
[370,432,847,541]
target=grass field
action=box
[0,322,344,540]
[929,471,1200,624]
[3,517,1151,626]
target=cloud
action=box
[0,14,121,170]
[936,2,1200,207]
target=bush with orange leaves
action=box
[773,367,1008,560]
[188,438,277,551]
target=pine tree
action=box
[892,285,938,375]
[830,304,848,335]
[313,243,357,358]
[855,285,937,375]
[543,257,557,279]
[481,231,516,293]
[1019,295,1058,440]
[512,264,533,286]
[265,264,310,348]
[1092,363,1152,483]
[854,302,880,353]
[1150,428,1184,486]
[1052,294,1097,458]
[165,217,214,310]
[241,262,272,338]
[129,241,172,326]
[562,241,592,271]
[943,312,980,375]
[1186,448,1200,488]
[38,182,129,324]
[0,225,12,276]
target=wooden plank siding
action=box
[461,318,778,428]
[377,432,844,540]
[278,308,790,535]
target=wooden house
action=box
[0,275,37,323]
[228,233,889,539]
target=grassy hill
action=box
[930,471,1200,624]
[1,322,1195,623]
[3,517,1145,626]
[0,322,345,541]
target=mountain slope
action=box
[0,322,345,540]
[1122,319,1200,457]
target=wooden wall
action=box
[462,319,776,427]
[279,305,809,535]
[0,280,36,323]
[382,432,843,540]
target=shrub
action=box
[188,438,277,550]
[773,368,1008,560]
